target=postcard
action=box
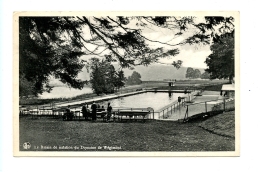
[13,11,239,156]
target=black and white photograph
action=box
[13,11,239,156]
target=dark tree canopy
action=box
[193,69,202,78]
[126,71,142,85]
[185,67,202,79]
[19,16,235,96]
[185,67,195,79]
[89,58,125,95]
[201,71,210,79]
[205,34,234,82]
[19,17,86,96]
[114,70,126,90]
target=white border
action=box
[1,0,259,171]
[13,11,240,157]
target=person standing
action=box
[86,104,91,120]
[65,105,73,120]
[178,96,181,110]
[106,102,112,122]
[82,103,88,121]
[91,101,97,121]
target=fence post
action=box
[205,102,207,113]
[171,106,172,114]
[153,110,154,119]
[223,99,226,111]
[163,110,164,119]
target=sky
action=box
[140,16,211,68]
[80,16,212,69]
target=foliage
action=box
[19,17,86,96]
[192,17,234,43]
[201,71,211,79]
[89,58,125,95]
[114,70,126,90]
[205,34,234,82]
[19,16,235,96]
[19,74,35,98]
[185,67,203,79]
[185,67,195,79]
[126,71,142,85]
[194,69,201,78]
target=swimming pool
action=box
[97,92,184,111]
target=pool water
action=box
[98,92,184,111]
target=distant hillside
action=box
[117,64,205,81]
[49,64,206,85]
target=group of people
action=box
[81,102,113,122]
[220,90,228,97]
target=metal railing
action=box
[19,105,155,120]
[152,90,200,119]
[153,99,186,119]
[182,98,235,122]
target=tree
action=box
[114,70,126,91]
[19,17,86,96]
[205,34,234,82]
[19,16,235,96]
[89,58,125,95]
[126,71,142,85]
[194,69,202,78]
[186,68,202,79]
[89,58,105,95]
[185,67,195,79]
[201,71,210,79]
[19,74,35,98]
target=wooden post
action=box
[153,110,154,119]
[223,99,226,111]
[171,106,172,114]
[187,105,189,118]
[186,105,189,120]
[205,102,207,113]
[163,110,164,119]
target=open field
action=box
[19,113,235,151]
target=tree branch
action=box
[82,16,126,63]
[107,16,186,47]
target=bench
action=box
[96,110,107,121]
[116,110,150,122]
[63,112,74,121]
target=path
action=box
[165,91,224,121]
[55,90,147,108]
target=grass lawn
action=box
[198,111,235,138]
[19,115,235,152]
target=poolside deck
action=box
[165,91,234,121]
[55,90,147,108]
